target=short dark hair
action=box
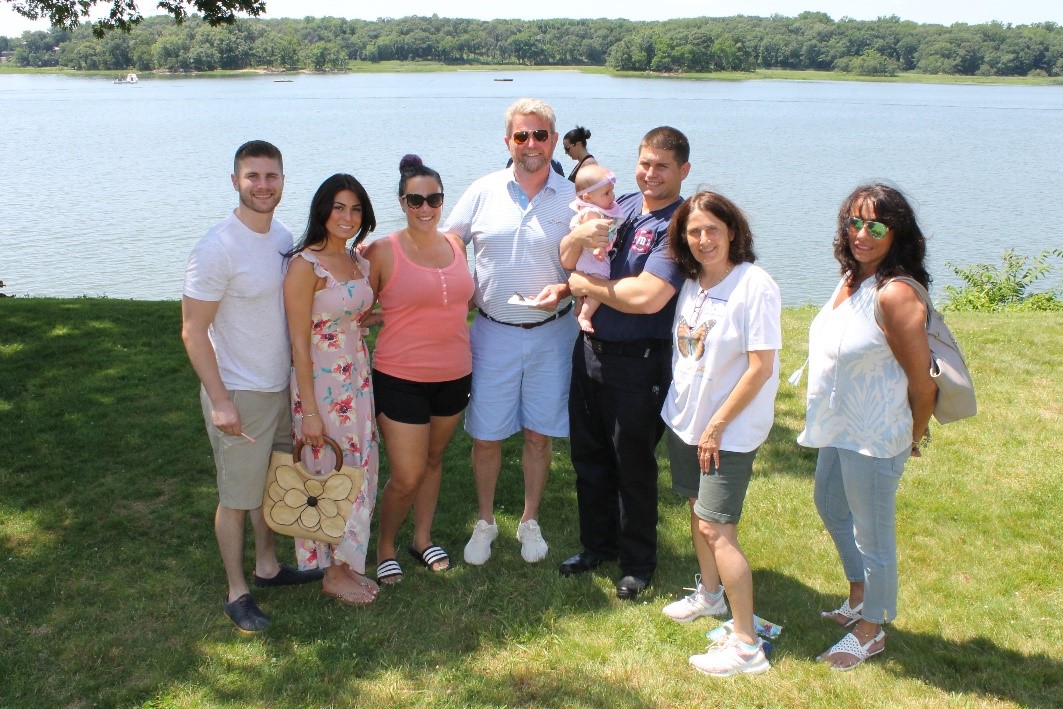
[640,126,689,165]
[233,140,282,174]
[564,125,591,146]
[397,154,443,196]
[288,174,376,260]
[668,191,756,280]
[834,183,931,289]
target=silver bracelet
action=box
[303,412,320,418]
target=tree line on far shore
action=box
[3,12,1061,77]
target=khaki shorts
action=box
[200,388,292,510]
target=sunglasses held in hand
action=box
[403,192,444,208]
[848,216,890,239]
[511,129,551,144]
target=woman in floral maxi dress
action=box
[283,173,380,605]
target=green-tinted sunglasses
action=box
[848,217,890,239]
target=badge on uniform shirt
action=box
[630,228,654,254]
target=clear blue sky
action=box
[3,0,1060,37]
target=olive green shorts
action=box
[667,428,759,525]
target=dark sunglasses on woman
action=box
[403,192,444,209]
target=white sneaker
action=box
[516,519,549,563]
[663,574,728,623]
[689,635,771,677]
[463,519,499,565]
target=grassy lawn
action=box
[0,299,1059,707]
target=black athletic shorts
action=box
[372,369,472,425]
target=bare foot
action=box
[323,565,375,605]
[341,564,380,596]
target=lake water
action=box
[1,71,1061,305]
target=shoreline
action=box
[1,63,1060,86]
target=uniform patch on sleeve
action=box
[630,228,655,254]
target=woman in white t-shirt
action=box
[660,192,782,677]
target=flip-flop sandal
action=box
[408,544,450,572]
[324,586,375,606]
[819,630,886,671]
[343,568,380,596]
[821,599,863,627]
[376,558,403,584]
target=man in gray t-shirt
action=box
[181,140,320,634]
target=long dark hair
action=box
[668,191,756,280]
[288,173,376,258]
[397,154,443,196]
[835,183,930,289]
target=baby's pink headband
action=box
[580,172,616,195]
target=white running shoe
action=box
[516,519,549,563]
[689,635,771,677]
[663,574,728,623]
[463,519,499,565]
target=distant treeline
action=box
[3,12,1062,77]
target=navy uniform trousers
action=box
[568,332,672,579]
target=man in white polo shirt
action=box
[444,98,578,566]
[182,140,322,634]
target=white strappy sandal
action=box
[821,599,863,627]
[819,630,886,671]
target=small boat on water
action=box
[114,73,138,84]
[494,78,513,82]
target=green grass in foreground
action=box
[0,299,1060,707]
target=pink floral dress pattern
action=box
[289,250,378,574]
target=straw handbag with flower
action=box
[263,436,365,545]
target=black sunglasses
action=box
[403,192,444,209]
[511,129,550,144]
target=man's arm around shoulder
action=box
[568,270,676,315]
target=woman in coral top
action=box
[365,155,475,585]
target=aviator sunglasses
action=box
[511,129,551,144]
[403,192,444,208]
[848,216,890,239]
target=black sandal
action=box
[375,558,403,584]
[407,544,450,572]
